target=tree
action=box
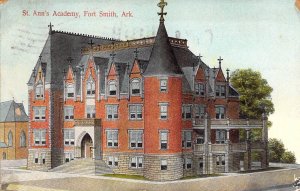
[281,151,296,164]
[268,138,285,162]
[230,69,274,120]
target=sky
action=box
[0,0,299,163]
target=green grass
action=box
[238,167,283,174]
[102,174,147,180]
[181,174,222,180]
[18,166,28,170]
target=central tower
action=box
[143,0,184,181]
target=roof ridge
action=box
[52,30,121,41]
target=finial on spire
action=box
[48,22,54,34]
[157,0,168,22]
[197,53,203,62]
[218,56,223,68]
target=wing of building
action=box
[26,1,268,181]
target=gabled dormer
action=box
[194,65,206,97]
[214,57,227,98]
[84,58,97,98]
[106,61,118,97]
[129,59,142,96]
[64,65,75,100]
[34,65,45,100]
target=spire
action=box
[144,0,182,76]
[157,0,168,22]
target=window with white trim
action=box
[20,131,26,147]
[129,130,143,149]
[108,80,117,95]
[64,129,75,146]
[160,79,167,92]
[34,152,39,164]
[195,83,205,96]
[131,79,141,95]
[130,156,143,168]
[216,130,226,144]
[182,105,192,119]
[106,130,118,147]
[195,105,206,119]
[160,131,168,150]
[161,159,167,170]
[66,84,74,98]
[64,152,74,163]
[215,106,225,119]
[86,105,95,119]
[86,77,95,96]
[33,107,46,121]
[216,155,225,166]
[182,131,192,148]
[160,104,168,119]
[216,85,225,97]
[129,105,142,120]
[64,107,74,120]
[107,156,118,167]
[33,129,46,145]
[183,158,192,169]
[35,84,44,99]
[106,105,118,119]
[42,153,46,164]
[8,131,13,147]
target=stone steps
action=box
[50,159,113,175]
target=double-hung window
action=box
[182,131,192,148]
[106,130,118,147]
[182,105,192,119]
[195,83,205,96]
[64,129,75,146]
[34,129,46,145]
[183,158,192,169]
[86,77,95,96]
[64,152,74,163]
[215,106,225,119]
[33,107,46,121]
[131,79,141,95]
[86,105,95,119]
[195,105,205,119]
[160,79,167,92]
[160,131,168,150]
[108,156,118,167]
[160,104,168,119]
[129,105,142,120]
[108,81,117,95]
[216,155,225,166]
[161,159,168,170]
[35,84,44,99]
[64,107,74,120]
[106,105,118,119]
[66,84,74,98]
[130,156,143,168]
[216,85,226,97]
[129,130,143,149]
[216,130,226,144]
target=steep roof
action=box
[0,100,28,122]
[143,22,183,76]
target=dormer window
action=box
[131,79,140,95]
[86,77,95,96]
[35,83,44,99]
[108,80,117,95]
[195,83,205,96]
[66,84,74,98]
[216,85,225,97]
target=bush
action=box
[281,151,296,164]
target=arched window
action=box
[131,79,140,95]
[86,77,95,96]
[20,131,26,147]
[35,83,44,99]
[66,84,74,98]
[108,80,117,95]
[8,131,13,147]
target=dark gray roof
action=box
[144,22,183,76]
[0,100,28,122]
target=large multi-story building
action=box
[27,1,268,181]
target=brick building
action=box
[27,1,268,181]
[0,100,28,160]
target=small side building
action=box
[0,100,28,160]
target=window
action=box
[196,136,204,144]
[66,84,74,98]
[86,77,95,96]
[195,83,205,96]
[160,104,168,119]
[106,105,118,119]
[182,105,192,119]
[42,153,46,164]
[161,159,167,170]
[35,84,44,99]
[106,130,118,147]
[8,131,13,147]
[2,152,6,160]
[216,155,225,166]
[34,152,39,164]
[160,79,167,92]
[129,105,142,120]
[107,156,118,167]
[216,85,225,97]
[33,107,46,120]
[20,131,26,147]
[86,105,95,118]
[131,79,141,95]
[195,105,206,119]
[216,130,226,144]
[129,130,143,149]
[130,156,143,168]
[64,107,74,120]
[183,158,192,169]
[160,131,168,150]
[182,131,192,148]
[64,129,75,146]
[108,80,117,95]
[33,129,46,145]
[65,152,74,163]
[215,106,225,119]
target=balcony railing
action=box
[193,118,263,129]
[211,144,227,152]
[74,118,101,127]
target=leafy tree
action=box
[281,151,296,164]
[230,69,274,120]
[268,138,285,162]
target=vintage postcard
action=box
[0,0,300,190]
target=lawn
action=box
[102,174,147,180]
[181,174,223,180]
[238,167,283,174]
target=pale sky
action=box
[0,0,299,163]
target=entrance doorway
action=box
[81,134,93,158]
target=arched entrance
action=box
[81,134,93,158]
